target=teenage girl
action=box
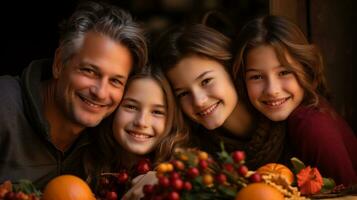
[85,66,189,197]
[233,15,357,186]
[153,24,289,170]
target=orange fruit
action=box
[256,163,294,184]
[235,183,284,200]
[42,175,95,200]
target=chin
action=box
[202,121,223,130]
[266,114,288,122]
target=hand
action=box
[122,171,158,200]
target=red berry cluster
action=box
[96,158,152,200]
[0,181,40,200]
[141,149,262,200]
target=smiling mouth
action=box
[197,101,220,117]
[79,95,107,108]
[127,130,153,139]
[262,97,290,107]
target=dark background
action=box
[1,0,356,132]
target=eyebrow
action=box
[122,98,166,108]
[245,65,284,72]
[174,70,213,92]
[82,62,128,80]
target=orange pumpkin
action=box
[256,163,294,185]
[235,183,284,200]
[42,175,95,200]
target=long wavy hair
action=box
[233,15,330,107]
[85,66,189,184]
[153,22,288,169]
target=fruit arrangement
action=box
[141,143,276,200]
[0,180,41,200]
[140,143,341,200]
[95,158,152,200]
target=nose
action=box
[192,89,208,107]
[90,80,109,100]
[133,111,150,128]
[265,77,280,97]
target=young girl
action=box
[84,66,189,197]
[233,15,357,186]
[153,24,289,170]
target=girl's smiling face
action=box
[112,78,167,155]
[167,55,238,130]
[245,45,304,121]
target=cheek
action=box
[111,89,124,103]
[179,98,193,115]
[246,83,262,101]
[153,118,166,137]
[113,110,130,133]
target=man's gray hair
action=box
[59,1,147,70]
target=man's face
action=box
[53,31,133,128]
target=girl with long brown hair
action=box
[85,66,189,196]
[153,24,288,171]
[233,15,357,186]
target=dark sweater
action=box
[0,59,90,189]
[288,99,357,186]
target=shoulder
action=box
[0,75,22,104]
[287,102,353,142]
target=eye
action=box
[201,78,212,86]
[152,109,166,116]
[176,91,189,98]
[111,78,124,87]
[279,70,292,76]
[247,74,263,80]
[79,67,96,76]
[122,104,137,111]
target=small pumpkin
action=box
[256,163,294,185]
[42,175,95,200]
[235,183,284,200]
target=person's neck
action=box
[41,81,85,152]
[222,100,253,137]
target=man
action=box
[0,1,147,189]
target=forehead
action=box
[125,78,165,102]
[168,55,226,85]
[74,31,133,76]
[246,45,297,69]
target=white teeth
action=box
[264,98,289,107]
[198,102,219,116]
[128,131,151,139]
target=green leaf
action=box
[13,179,42,197]
[321,177,336,192]
[290,157,306,174]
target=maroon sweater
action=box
[288,100,357,186]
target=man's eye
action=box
[111,78,124,87]
[80,67,96,76]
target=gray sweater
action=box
[0,59,90,189]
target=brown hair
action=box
[153,24,232,74]
[233,15,329,107]
[85,66,189,183]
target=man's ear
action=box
[53,47,64,79]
